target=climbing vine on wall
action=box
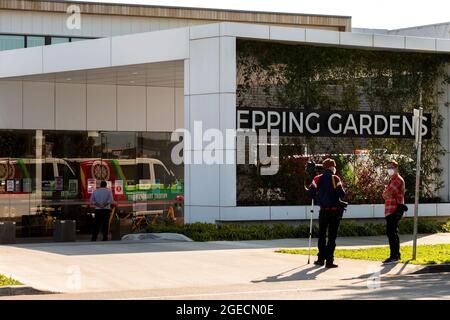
[236,39,450,205]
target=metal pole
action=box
[307,198,314,264]
[412,107,423,261]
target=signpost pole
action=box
[412,105,423,261]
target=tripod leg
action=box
[308,199,314,264]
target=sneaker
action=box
[325,263,338,268]
[382,257,399,265]
[314,260,325,266]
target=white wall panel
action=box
[0,81,22,129]
[43,38,111,73]
[220,22,269,39]
[219,36,236,93]
[23,82,55,129]
[117,85,146,131]
[190,150,220,206]
[175,88,184,129]
[188,94,220,150]
[405,36,436,51]
[190,23,220,40]
[340,32,373,47]
[55,83,86,130]
[0,46,42,78]
[189,37,220,94]
[219,93,236,133]
[437,39,450,52]
[111,28,189,66]
[344,205,374,219]
[219,207,271,221]
[270,26,306,42]
[219,163,236,206]
[373,204,386,218]
[305,29,340,45]
[406,203,437,217]
[147,87,175,132]
[86,84,117,131]
[184,59,190,96]
[437,203,450,216]
[270,206,306,220]
[188,206,220,223]
[373,34,405,49]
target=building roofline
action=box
[0,0,352,30]
[1,22,449,81]
[55,0,352,19]
[390,21,450,32]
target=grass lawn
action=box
[276,244,450,265]
[0,274,21,286]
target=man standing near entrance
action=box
[90,180,114,241]
[308,158,346,268]
[382,160,406,264]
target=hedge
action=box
[145,218,450,242]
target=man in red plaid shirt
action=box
[382,160,406,264]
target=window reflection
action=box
[0,130,184,238]
[27,36,45,48]
[50,37,70,44]
[0,35,25,51]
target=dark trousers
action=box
[318,209,341,263]
[386,213,401,259]
[91,209,111,241]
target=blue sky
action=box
[73,0,450,29]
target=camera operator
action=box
[307,158,346,268]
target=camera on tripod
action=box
[305,160,324,180]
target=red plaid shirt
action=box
[383,173,405,217]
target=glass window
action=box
[51,37,69,45]
[42,162,54,182]
[0,35,25,51]
[70,38,87,42]
[0,130,184,238]
[154,164,169,184]
[137,163,150,180]
[27,36,45,48]
[121,163,137,182]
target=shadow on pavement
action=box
[314,272,450,299]
[0,286,55,297]
[252,264,330,283]
[342,261,399,282]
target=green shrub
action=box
[145,218,449,242]
[442,220,450,233]
[397,218,443,234]
[0,274,21,286]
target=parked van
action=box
[76,158,183,216]
[0,158,78,217]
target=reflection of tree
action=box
[0,131,34,158]
[43,132,97,158]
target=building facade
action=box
[0,1,449,238]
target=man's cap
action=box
[323,158,336,169]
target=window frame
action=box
[0,33,96,51]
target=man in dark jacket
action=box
[307,158,346,268]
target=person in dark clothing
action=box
[307,158,346,268]
[90,180,114,241]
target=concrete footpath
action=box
[0,233,449,299]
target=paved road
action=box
[0,233,449,300]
